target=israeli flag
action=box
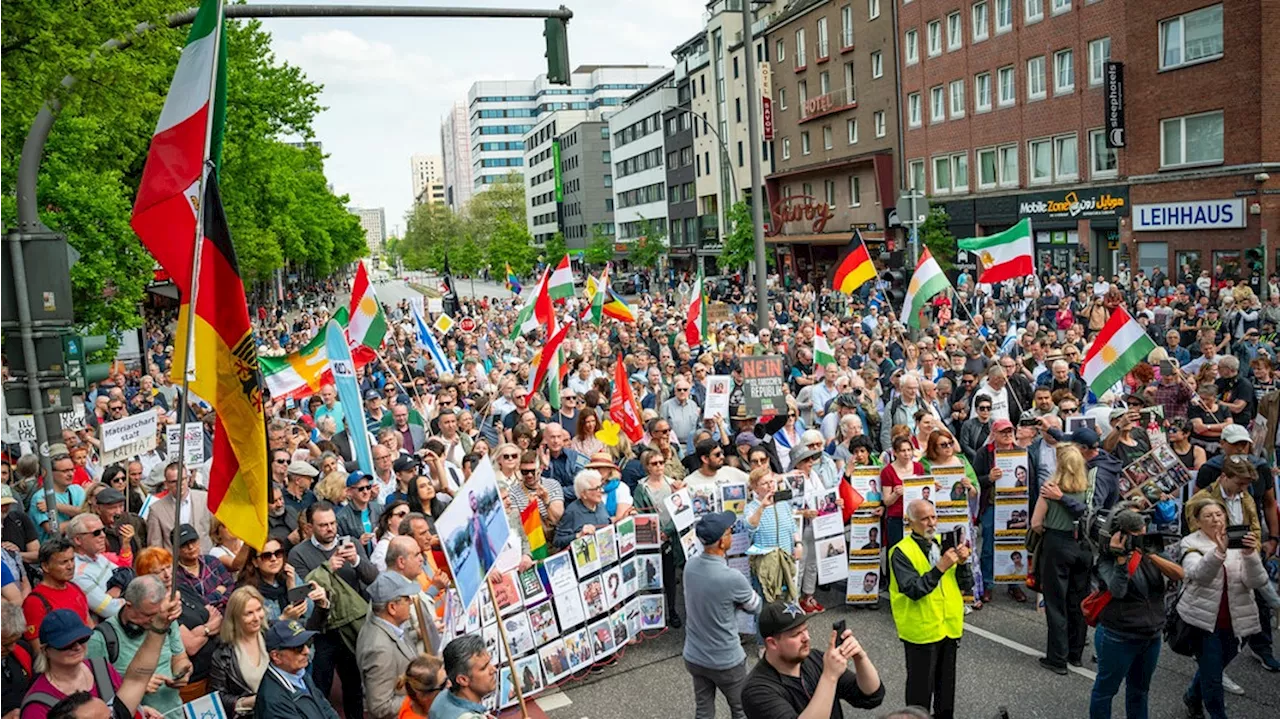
[412,305,455,376]
[178,692,227,719]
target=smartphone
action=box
[1226,525,1250,550]
[1018,416,1041,428]
[773,488,794,503]
[287,584,311,606]
[1159,359,1174,376]
[941,527,962,552]
[832,619,847,639]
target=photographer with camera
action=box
[1086,507,1184,719]
[1177,492,1269,719]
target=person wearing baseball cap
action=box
[256,618,339,719]
[283,460,320,515]
[681,510,761,719]
[741,601,884,719]
[972,416,1030,604]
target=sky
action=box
[262,0,705,238]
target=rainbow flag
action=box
[520,499,548,559]
[601,289,636,323]
[505,263,522,295]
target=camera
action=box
[773,488,794,503]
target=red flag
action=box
[839,479,864,524]
[529,319,572,396]
[610,354,644,443]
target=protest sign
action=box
[165,423,205,465]
[101,409,158,465]
[741,355,788,416]
[436,457,511,609]
[848,467,882,505]
[901,476,936,513]
[807,488,843,539]
[933,466,973,502]
[720,483,747,514]
[663,488,695,532]
[848,513,882,557]
[707,302,731,325]
[2,413,36,444]
[846,562,881,604]
[994,496,1028,538]
[704,375,731,419]
[994,541,1028,584]
[994,449,1030,494]
[816,534,848,584]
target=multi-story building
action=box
[524,109,605,245]
[557,120,617,251]
[898,0,1130,277]
[763,0,900,284]
[440,102,472,210]
[665,35,702,274]
[349,206,387,256]
[462,66,670,198]
[609,74,679,261]
[410,154,445,205]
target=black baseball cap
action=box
[176,523,200,547]
[695,511,737,545]
[393,455,420,473]
[758,601,816,639]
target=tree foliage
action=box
[628,218,667,270]
[920,207,957,272]
[1,1,360,336]
[487,219,536,277]
[584,224,614,267]
[719,200,773,273]
[541,232,567,267]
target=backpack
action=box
[21,657,117,711]
[94,620,121,663]
[1163,549,1203,656]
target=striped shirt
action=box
[744,500,798,553]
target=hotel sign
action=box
[766,195,835,237]
[759,62,774,141]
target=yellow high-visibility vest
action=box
[888,535,964,644]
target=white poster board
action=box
[101,409,159,465]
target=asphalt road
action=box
[378,273,514,304]
[520,583,1279,719]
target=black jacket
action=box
[1094,551,1167,639]
[889,532,975,599]
[252,665,341,719]
[210,605,328,715]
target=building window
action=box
[949,80,965,117]
[999,144,1018,187]
[909,159,926,191]
[817,17,830,59]
[820,70,831,95]
[1089,129,1118,178]
[737,141,744,167]
[874,111,886,137]
[795,28,807,68]
[1054,49,1074,94]
[973,2,989,42]
[802,131,812,155]
[1161,110,1224,168]
[824,179,837,206]
[824,125,834,150]
[1051,0,1070,15]
[842,4,855,47]
[995,0,1013,33]
[1025,0,1043,23]
[998,65,1016,106]
[1027,56,1046,99]
[1160,4,1223,70]
[978,147,999,188]
[1054,134,1078,181]
[776,38,786,62]
[905,29,919,64]
[843,62,856,102]
[869,0,880,20]
[1029,138,1052,184]
[947,12,963,50]
[908,92,922,126]
[930,86,945,123]
[1088,38,1111,86]
[928,20,942,56]
[782,137,791,159]
[952,153,969,192]
[933,156,952,193]
[871,51,883,78]
[735,97,742,123]
[849,175,862,206]
[975,72,992,112]
[798,80,808,107]
[847,118,859,144]
[779,87,787,109]
[802,182,813,198]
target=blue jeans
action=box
[1089,626,1161,719]
[1186,626,1239,719]
[980,506,995,591]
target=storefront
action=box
[1130,197,1252,282]
[942,184,1129,278]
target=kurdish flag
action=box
[832,230,875,295]
[549,254,575,300]
[520,500,548,560]
[814,323,836,367]
[957,218,1035,284]
[1082,306,1157,394]
[348,262,387,351]
[505,263,522,295]
[900,248,951,328]
[685,270,707,348]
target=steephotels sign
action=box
[766,195,836,237]
[1104,61,1125,149]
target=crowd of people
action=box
[2,258,1279,719]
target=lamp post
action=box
[663,105,738,277]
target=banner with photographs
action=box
[849,467,883,506]
[992,449,1029,585]
[845,510,882,605]
[994,450,1030,494]
[1118,443,1193,504]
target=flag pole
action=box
[172,0,225,596]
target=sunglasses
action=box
[976,406,991,411]
[274,459,289,465]
[939,441,954,448]
[750,457,770,465]
[54,637,90,651]
[258,549,286,560]
[392,510,409,519]
[501,454,519,460]
[353,485,372,493]
[519,468,539,476]
[77,528,105,537]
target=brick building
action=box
[763,0,900,286]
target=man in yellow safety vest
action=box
[888,499,973,719]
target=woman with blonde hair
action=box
[396,654,447,718]
[1030,443,1093,675]
[494,442,522,486]
[208,586,270,715]
[313,470,348,505]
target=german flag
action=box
[831,229,876,295]
[169,175,269,549]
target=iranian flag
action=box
[1082,307,1157,394]
[348,262,387,351]
[814,323,836,367]
[685,271,707,348]
[549,254,575,300]
[957,217,1035,284]
[900,249,952,328]
[260,331,331,400]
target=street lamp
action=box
[662,105,739,202]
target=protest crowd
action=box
[5,245,1280,719]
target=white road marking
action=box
[965,623,1097,681]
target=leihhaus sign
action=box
[1132,198,1246,231]
[1017,186,1129,220]
[766,195,835,237]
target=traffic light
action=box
[1246,247,1264,275]
[62,333,111,393]
[544,18,570,85]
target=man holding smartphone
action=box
[741,602,884,719]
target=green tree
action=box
[719,200,773,273]
[584,224,614,267]
[542,232,567,266]
[628,218,667,270]
[400,202,464,271]
[487,218,536,276]
[919,207,957,272]
[448,231,485,276]
[465,171,525,243]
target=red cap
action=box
[991,418,1014,432]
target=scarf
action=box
[604,478,621,518]
[257,576,290,613]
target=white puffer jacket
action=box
[1177,531,1269,636]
